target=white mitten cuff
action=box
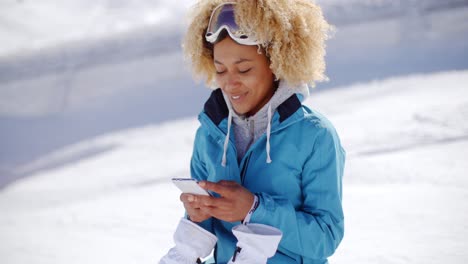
[160,218,217,264]
[229,223,282,263]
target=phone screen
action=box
[171,178,212,196]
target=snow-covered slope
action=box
[1,2,468,262]
[2,0,467,116]
[1,0,466,56]
[0,0,194,57]
[1,70,467,263]
[318,0,468,25]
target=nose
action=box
[224,73,240,92]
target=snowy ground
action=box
[1,70,467,263]
[310,71,468,263]
[1,1,468,263]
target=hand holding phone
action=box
[172,178,212,196]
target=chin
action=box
[233,108,248,115]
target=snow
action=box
[2,0,465,57]
[0,0,194,57]
[1,70,468,263]
[2,0,467,118]
[309,71,468,263]
[1,1,468,263]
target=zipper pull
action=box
[232,246,242,262]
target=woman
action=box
[161,1,345,263]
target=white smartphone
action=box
[171,178,212,196]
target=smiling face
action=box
[213,37,275,117]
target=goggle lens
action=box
[205,3,259,45]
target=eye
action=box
[239,68,252,74]
[216,70,226,75]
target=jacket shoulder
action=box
[300,105,340,135]
[296,105,345,155]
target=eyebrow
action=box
[214,58,252,65]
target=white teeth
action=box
[232,95,241,99]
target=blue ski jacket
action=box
[190,89,346,264]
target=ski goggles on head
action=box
[205,2,260,46]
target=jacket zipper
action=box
[240,151,253,184]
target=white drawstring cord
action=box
[221,109,233,167]
[266,104,272,163]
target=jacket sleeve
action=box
[188,127,214,233]
[250,127,346,259]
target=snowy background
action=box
[1,0,468,263]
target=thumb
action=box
[217,180,238,187]
[199,181,234,197]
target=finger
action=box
[181,194,211,213]
[181,193,208,204]
[199,181,234,197]
[187,208,211,223]
[218,180,238,187]
[183,199,210,217]
[200,206,236,222]
[197,195,230,209]
[180,193,196,203]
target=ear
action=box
[273,78,280,89]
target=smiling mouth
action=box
[231,92,247,101]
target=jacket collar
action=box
[203,88,301,126]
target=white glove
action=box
[159,218,217,264]
[228,223,283,264]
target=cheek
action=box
[245,75,266,91]
[215,75,228,89]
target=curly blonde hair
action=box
[182,0,333,88]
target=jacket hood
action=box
[203,81,308,166]
[222,81,307,162]
[203,81,307,126]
